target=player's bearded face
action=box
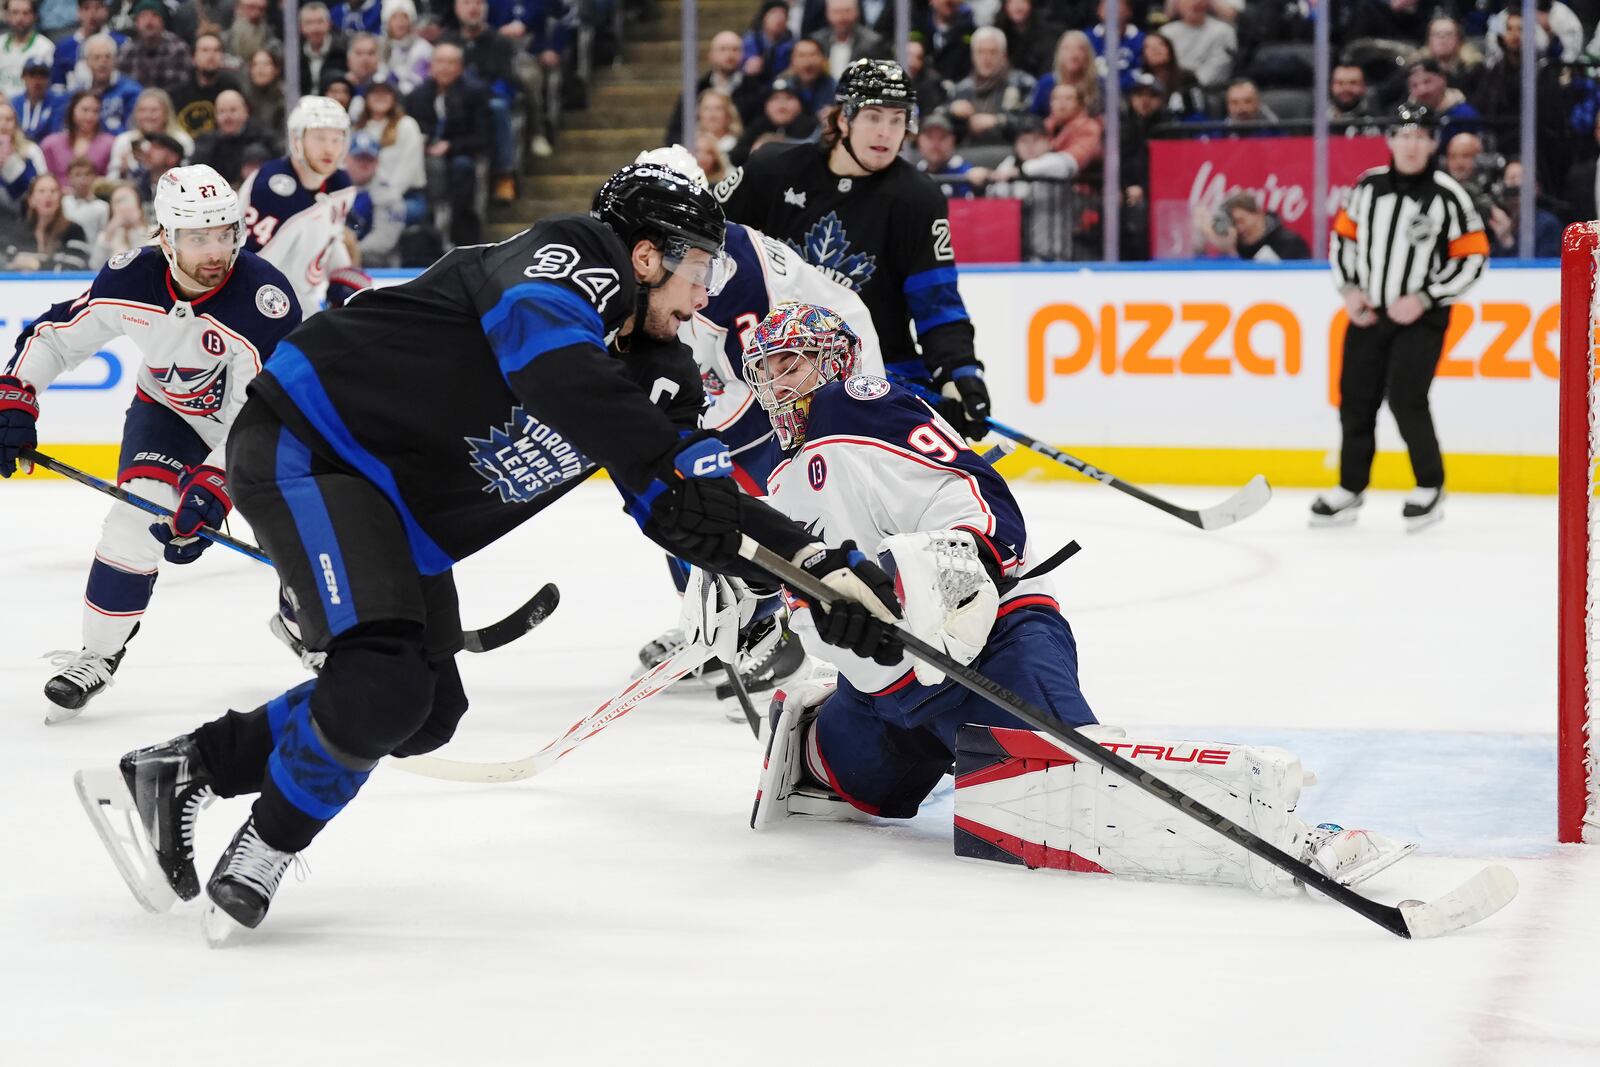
[846,106,908,171]
[169,223,237,288]
[641,249,713,340]
[301,128,348,175]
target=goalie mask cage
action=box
[1559,222,1600,843]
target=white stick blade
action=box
[1399,865,1519,939]
[1197,474,1273,530]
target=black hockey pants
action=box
[1337,308,1449,493]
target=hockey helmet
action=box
[634,145,708,190]
[154,164,243,285]
[836,58,918,133]
[742,302,862,450]
[592,162,731,294]
[288,95,351,172]
[1390,100,1439,134]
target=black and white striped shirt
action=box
[1331,165,1489,309]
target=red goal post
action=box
[1559,222,1600,843]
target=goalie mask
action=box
[154,164,243,292]
[742,302,862,450]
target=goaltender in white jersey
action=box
[238,96,366,313]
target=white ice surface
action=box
[2,478,1597,1066]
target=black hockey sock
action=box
[193,706,275,798]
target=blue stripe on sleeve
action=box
[480,281,607,380]
[267,343,456,575]
[903,266,969,335]
[275,428,360,637]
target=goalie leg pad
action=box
[954,726,1314,896]
[751,681,861,829]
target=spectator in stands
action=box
[78,33,139,135]
[667,30,763,144]
[742,1,793,86]
[444,0,518,204]
[192,89,274,185]
[380,0,432,95]
[1488,158,1562,257]
[50,0,121,91]
[334,0,386,36]
[1031,29,1099,119]
[693,129,733,186]
[1208,190,1309,261]
[406,40,488,246]
[108,87,192,181]
[36,0,74,40]
[345,130,406,265]
[119,0,189,95]
[506,0,566,160]
[1410,17,1481,102]
[949,26,1035,149]
[1444,131,1485,190]
[1564,112,1600,223]
[730,76,817,165]
[911,109,974,197]
[170,33,244,139]
[781,37,836,114]
[1330,63,1375,124]
[1344,0,1427,46]
[355,79,426,197]
[993,0,1050,78]
[974,112,1048,197]
[61,153,104,242]
[1159,0,1234,89]
[346,32,386,102]
[225,0,278,65]
[170,0,226,45]
[1489,3,1580,65]
[243,48,287,134]
[811,0,889,81]
[1138,29,1204,118]
[912,0,977,85]
[696,87,741,158]
[40,89,110,178]
[1041,81,1103,177]
[0,0,53,100]
[1405,58,1481,136]
[131,130,181,201]
[905,39,950,115]
[1091,0,1143,92]
[13,56,64,142]
[1118,71,1165,197]
[91,180,145,264]
[300,2,350,95]
[1224,77,1279,135]
[0,98,45,218]
[3,172,89,269]
[322,72,355,111]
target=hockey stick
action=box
[888,381,1272,531]
[722,660,763,738]
[741,537,1517,940]
[24,448,559,655]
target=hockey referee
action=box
[1315,101,1488,531]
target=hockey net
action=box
[1559,222,1600,843]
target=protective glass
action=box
[170,223,241,252]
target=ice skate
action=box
[1302,823,1417,888]
[719,614,808,717]
[637,626,717,685]
[202,817,298,946]
[74,732,215,912]
[270,590,325,672]
[1402,487,1444,533]
[43,622,139,724]
[1309,487,1364,527]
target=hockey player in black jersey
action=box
[71,163,906,943]
[713,58,992,441]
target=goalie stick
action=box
[740,536,1517,941]
[24,448,558,655]
[888,381,1272,531]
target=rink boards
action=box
[12,260,1566,492]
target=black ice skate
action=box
[1309,488,1364,527]
[1402,487,1444,533]
[203,817,297,946]
[43,622,138,724]
[269,589,326,672]
[717,615,807,707]
[74,730,215,913]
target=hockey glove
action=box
[149,464,232,564]
[0,374,39,478]
[877,530,999,687]
[794,541,905,665]
[647,435,745,568]
[932,363,991,442]
[326,267,373,309]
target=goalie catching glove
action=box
[876,530,1000,686]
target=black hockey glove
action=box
[0,374,39,478]
[795,541,905,666]
[647,435,745,568]
[931,363,991,442]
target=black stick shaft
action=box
[741,537,1410,939]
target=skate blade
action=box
[1404,510,1444,534]
[73,768,178,914]
[1308,510,1360,528]
[44,701,85,726]
[201,903,249,948]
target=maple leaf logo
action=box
[465,406,594,505]
[787,212,875,291]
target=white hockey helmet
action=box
[634,145,708,190]
[154,164,244,286]
[288,95,351,171]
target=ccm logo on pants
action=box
[319,553,342,605]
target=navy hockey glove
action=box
[0,374,39,478]
[326,267,372,309]
[647,436,745,568]
[149,464,232,564]
[795,541,905,666]
[932,363,991,441]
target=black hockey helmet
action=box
[836,57,919,133]
[1391,100,1439,133]
[592,162,731,294]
